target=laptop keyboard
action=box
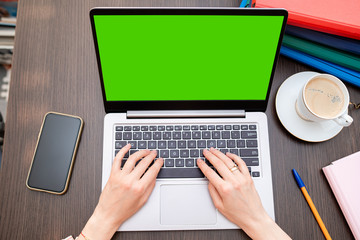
[114,124,260,178]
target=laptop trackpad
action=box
[160,184,217,225]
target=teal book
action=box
[282,34,360,72]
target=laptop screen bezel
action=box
[90,8,288,113]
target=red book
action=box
[255,0,360,40]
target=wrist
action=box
[81,209,120,240]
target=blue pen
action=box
[292,169,332,240]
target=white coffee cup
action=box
[295,74,353,127]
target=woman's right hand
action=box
[197,148,291,240]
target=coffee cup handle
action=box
[334,114,353,127]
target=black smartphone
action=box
[26,112,83,195]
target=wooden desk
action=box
[0,0,358,239]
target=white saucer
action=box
[275,71,344,142]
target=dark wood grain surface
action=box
[0,0,358,239]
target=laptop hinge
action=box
[126,110,246,118]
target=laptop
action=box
[90,7,287,231]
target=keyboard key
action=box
[183,131,191,139]
[168,141,176,149]
[207,140,216,148]
[158,126,165,131]
[188,140,196,148]
[233,125,240,130]
[202,131,211,139]
[192,131,201,139]
[175,159,184,167]
[157,168,204,178]
[170,150,179,158]
[115,141,127,149]
[153,132,161,140]
[166,126,174,131]
[123,132,132,140]
[183,125,190,130]
[148,141,157,149]
[231,131,240,139]
[190,149,199,157]
[158,141,167,149]
[216,125,223,130]
[128,141,137,149]
[115,132,122,140]
[116,126,123,131]
[133,126,140,131]
[230,149,239,155]
[249,125,257,130]
[221,131,230,139]
[124,126,132,131]
[227,140,236,148]
[173,132,181,139]
[200,125,207,130]
[165,159,175,167]
[240,149,258,157]
[141,126,148,131]
[130,149,137,155]
[149,126,157,131]
[242,158,259,166]
[133,132,142,140]
[160,150,169,158]
[241,131,257,139]
[175,125,182,131]
[163,132,171,140]
[185,159,194,167]
[143,132,152,140]
[212,131,220,139]
[220,149,228,155]
[241,125,248,130]
[114,150,119,157]
[197,140,206,148]
[217,140,226,148]
[246,140,258,148]
[180,150,189,158]
[138,141,147,149]
[191,125,199,130]
[237,140,246,148]
[178,141,186,148]
[208,125,215,130]
[225,125,232,130]
[252,171,260,177]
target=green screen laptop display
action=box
[93,14,284,102]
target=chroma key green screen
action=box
[93,15,284,101]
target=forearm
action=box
[243,215,291,240]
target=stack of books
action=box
[0,1,17,65]
[252,0,360,87]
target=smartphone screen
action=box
[26,112,83,194]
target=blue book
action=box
[239,0,252,8]
[280,46,360,88]
[285,25,360,56]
